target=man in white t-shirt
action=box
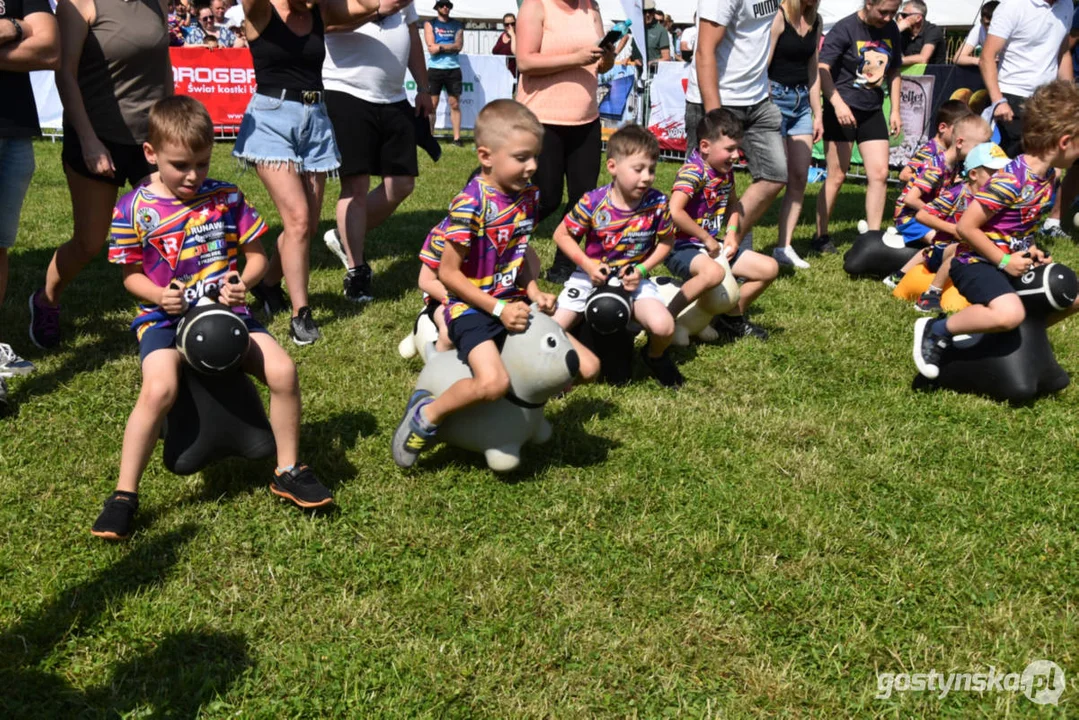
[686,0,785,252]
[322,0,434,302]
[679,13,697,62]
[980,0,1073,156]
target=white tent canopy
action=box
[425,0,988,32]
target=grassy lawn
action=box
[1,140,1077,717]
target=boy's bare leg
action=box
[423,340,510,425]
[667,254,725,317]
[116,349,183,494]
[730,250,778,313]
[244,333,300,470]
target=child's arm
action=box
[669,190,721,257]
[219,238,268,306]
[418,265,448,304]
[899,163,915,184]
[553,219,606,285]
[439,242,530,331]
[721,185,744,260]
[955,200,1033,277]
[914,206,956,238]
[901,185,926,212]
[516,247,555,314]
[122,265,186,315]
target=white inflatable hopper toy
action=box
[398,307,441,363]
[651,253,740,346]
[413,306,580,472]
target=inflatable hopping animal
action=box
[414,307,579,471]
[398,306,441,362]
[652,253,740,346]
[914,263,1079,403]
[844,229,919,279]
[571,275,635,385]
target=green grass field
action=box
[1,141,1077,717]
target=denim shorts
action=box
[0,138,35,248]
[233,92,341,174]
[770,81,813,138]
[724,100,788,184]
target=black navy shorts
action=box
[949,260,1016,306]
[62,125,153,188]
[448,311,506,364]
[324,92,418,179]
[428,67,463,98]
[822,102,889,144]
[138,316,268,364]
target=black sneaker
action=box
[270,465,334,508]
[452,138,464,147]
[391,390,437,467]
[913,317,949,379]
[810,234,838,255]
[545,262,574,284]
[289,306,321,346]
[915,291,942,313]
[343,264,373,303]
[91,491,139,540]
[251,282,289,317]
[882,271,904,290]
[640,346,684,388]
[712,313,769,341]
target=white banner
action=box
[406,54,515,131]
[619,0,648,81]
[648,61,690,152]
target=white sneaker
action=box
[772,246,810,269]
[0,343,34,377]
[323,229,350,270]
[857,219,869,234]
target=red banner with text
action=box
[170,47,255,129]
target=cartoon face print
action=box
[855,41,891,89]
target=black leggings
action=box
[534,119,602,268]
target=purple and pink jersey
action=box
[108,179,267,339]
[895,149,957,225]
[441,175,539,322]
[670,150,735,253]
[902,137,941,178]
[955,155,1058,264]
[563,185,674,270]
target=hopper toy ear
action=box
[163,365,276,475]
[844,230,919,279]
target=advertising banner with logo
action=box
[170,47,257,128]
[647,61,691,153]
[405,54,515,131]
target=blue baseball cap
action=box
[964,142,1010,173]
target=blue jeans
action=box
[0,138,35,249]
[770,81,813,138]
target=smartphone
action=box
[599,29,624,50]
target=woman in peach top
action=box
[516,0,614,282]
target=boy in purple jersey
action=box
[888,116,990,264]
[392,100,596,468]
[907,143,1011,312]
[915,81,1079,380]
[898,100,973,184]
[665,109,777,341]
[551,125,682,388]
[92,97,332,540]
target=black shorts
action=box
[428,67,463,98]
[950,260,1016,306]
[324,92,418,179]
[62,126,152,188]
[822,102,889,144]
[448,311,506,364]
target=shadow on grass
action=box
[422,396,620,481]
[0,525,252,718]
[196,409,376,503]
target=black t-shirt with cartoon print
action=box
[819,12,902,112]
[0,0,52,137]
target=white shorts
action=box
[556,271,662,314]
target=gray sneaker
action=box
[391,390,437,468]
[0,343,34,377]
[289,306,321,346]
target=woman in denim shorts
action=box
[234,0,376,345]
[767,0,822,270]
